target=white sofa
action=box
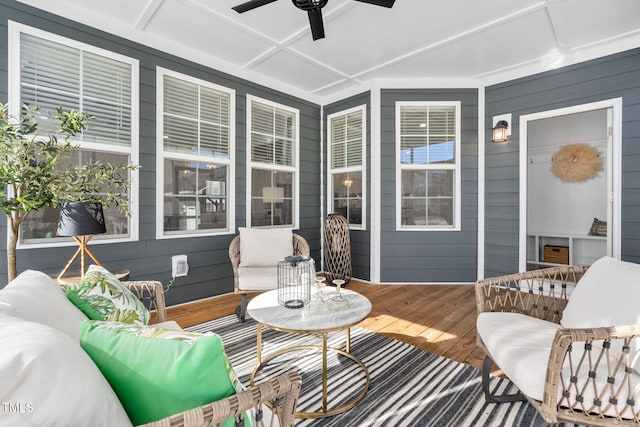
[0,270,300,427]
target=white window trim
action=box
[8,21,140,249]
[327,104,367,230]
[395,101,462,232]
[155,67,236,239]
[246,94,300,229]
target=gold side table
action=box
[247,288,371,418]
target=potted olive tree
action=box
[0,103,137,282]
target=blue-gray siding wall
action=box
[380,89,478,282]
[323,92,371,281]
[485,47,640,277]
[0,0,321,304]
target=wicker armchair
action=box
[229,233,310,322]
[476,262,640,426]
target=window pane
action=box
[251,102,274,135]
[200,122,229,159]
[401,170,426,197]
[275,138,293,167]
[332,172,363,225]
[251,100,296,167]
[275,109,295,139]
[427,170,453,198]
[428,198,453,226]
[427,170,454,226]
[163,159,228,233]
[164,76,198,118]
[164,115,198,154]
[251,134,274,164]
[401,197,426,226]
[331,110,363,169]
[251,169,293,227]
[82,51,132,146]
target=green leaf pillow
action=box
[66,265,150,326]
[80,321,254,426]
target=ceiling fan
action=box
[232,0,396,41]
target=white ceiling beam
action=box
[135,0,165,31]
[351,2,548,80]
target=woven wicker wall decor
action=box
[550,143,603,183]
[323,213,352,285]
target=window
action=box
[156,68,235,238]
[247,96,299,228]
[9,22,139,247]
[396,101,461,231]
[327,105,366,229]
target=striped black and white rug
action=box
[187,315,569,427]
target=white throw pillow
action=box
[239,227,293,267]
[562,256,640,354]
[0,314,132,427]
[0,270,88,341]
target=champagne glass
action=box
[328,279,349,310]
[313,276,326,303]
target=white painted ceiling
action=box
[17,0,640,104]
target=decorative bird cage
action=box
[277,256,314,309]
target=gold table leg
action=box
[250,325,370,419]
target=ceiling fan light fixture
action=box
[292,0,328,11]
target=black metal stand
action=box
[482,356,527,403]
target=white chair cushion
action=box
[0,314,132,427]
[477,312,560,401]
[562,256,640,354]
[237,266,278,291]
[239,227,293,267]
[478,312,640,418]
[0,270,88,341]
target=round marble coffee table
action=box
[247,287,372,418]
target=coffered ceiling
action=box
[17,0,640,104]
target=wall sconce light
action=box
[492,120,509,143]
[492,114,512,143]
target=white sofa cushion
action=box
[0,270,87,341]
[0,314,132,427]
[237,266,278,291]
[562,256,640,354]
[239,227,293,267]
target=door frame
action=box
[518,98,622,272]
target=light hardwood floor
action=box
[166,279,487,371]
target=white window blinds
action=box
[20,33,132,147]
[250,100,295,167]
[331,110,363,169]
[163,75,230,158]
[400,105,455,165]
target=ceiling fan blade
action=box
[232,0,279,13]
[353,0,396,7]
[307,9,325,41]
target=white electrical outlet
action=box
[171,254,189,278]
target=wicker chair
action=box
[476,261,640,426]
[60,279,303,426]
[228,233,310,322]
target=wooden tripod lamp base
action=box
[57,235,103,281]
[56,202,107,282]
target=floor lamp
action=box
[56,202,107,281]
